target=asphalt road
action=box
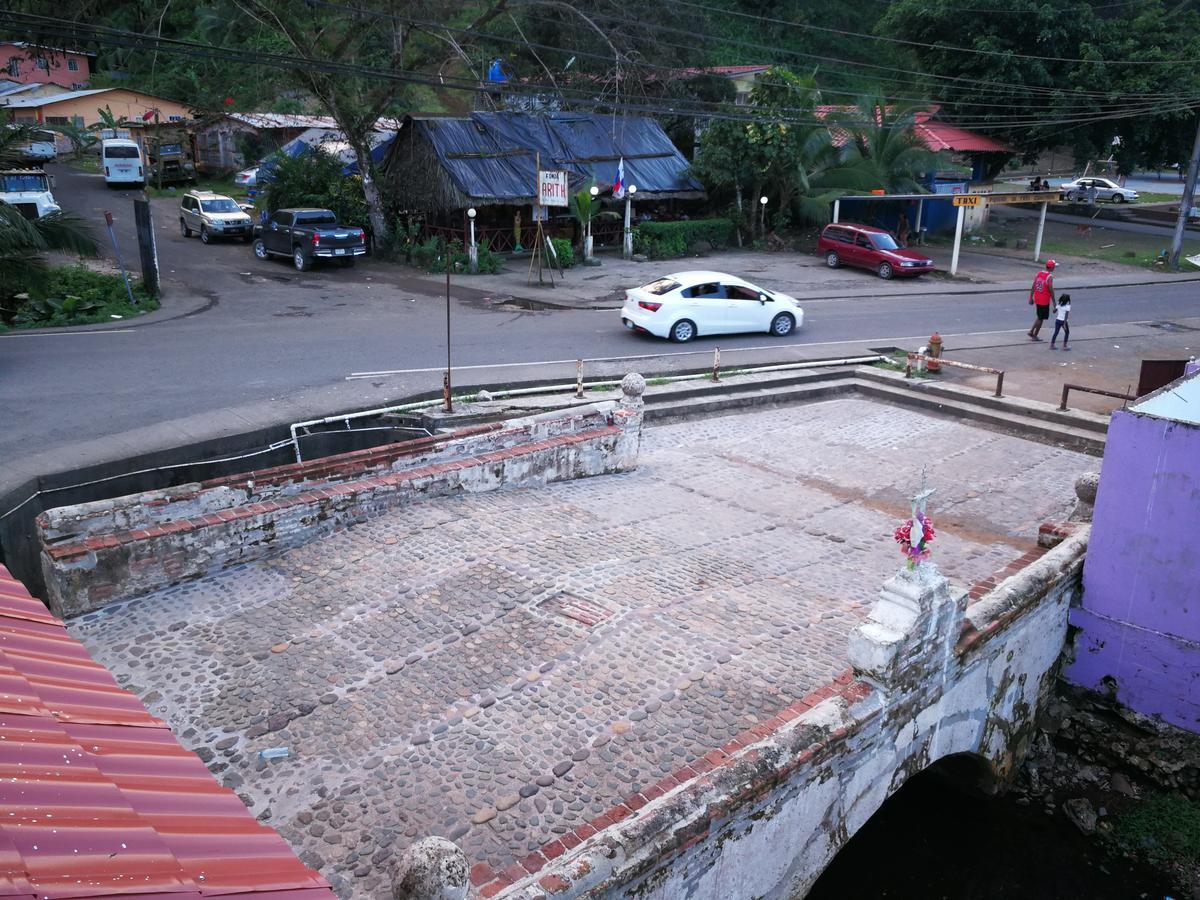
[2,164,1199,488]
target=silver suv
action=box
[180,190,254,243]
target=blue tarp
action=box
[411,112,705,203]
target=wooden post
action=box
[950,204,966,276]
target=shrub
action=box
[411,236,504,275]
[632,218,735,260]
[1,265,157,329]
[261,152,369,237]
[549,237,574,269]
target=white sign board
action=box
[538,170,569,207]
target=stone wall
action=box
[487,529,1088,900]
[39,389,645,619]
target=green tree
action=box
[875,0,1094,160]
[261,151,369,230]
[822,96,943,194]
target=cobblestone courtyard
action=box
[70,399,1091,897]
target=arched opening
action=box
[806,753,1171,899]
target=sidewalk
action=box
[433,245,1200,311]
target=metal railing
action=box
[1058,383,1136,412]
[906,353,1005,398]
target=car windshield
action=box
[1,174,48,192]
[105,145,140,159]
[871,233,900,251]
[201,199,241,213]
[641,278,681,295]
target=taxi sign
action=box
[952,195,983,207]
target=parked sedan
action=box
[234,167,259,188]
[1059,177,1138,203]
[620,271,804,343]
[817,223,934,279]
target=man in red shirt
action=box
[1028,259,1056,341]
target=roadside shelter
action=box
[382,111,705,251]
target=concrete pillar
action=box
[848,560,966,691]
[950,204,966,276]
[390,837,470,900]
[832,198,840,224]
[1033,201,1048,262]
[613,372,647,469]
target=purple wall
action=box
[1066,409,1200,734]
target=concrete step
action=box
[853,367,1111,435]
[854,378,1105,456]
[644,376,860,423]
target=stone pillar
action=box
[612,372,646,471]
[390,837,470,900]
[847,562,966,692]
[1069,471,1099,523]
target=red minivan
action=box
[817,223,934,280]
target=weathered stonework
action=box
[39,398,643,617]
[496,530,1088,899]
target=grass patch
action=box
[645,377,672,386]
[146,175,249,201]
[1,265,159,329]
[1108,792,1200,870]
[587,382,618,392]
[1133,191,1180,205]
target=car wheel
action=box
[770,313,795,337]
[180,218,191,238]
[1112,193,1125,203]
[293,247,311,271]
[200,226,210,245]
[669,319,696,343]
[825,250,840,268]
[878,262,894,280]
[253,238,269,260]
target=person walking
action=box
[1028,259,1056,340]
[1050,293,1071,351]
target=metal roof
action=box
[409,111,706,203]
[0,88,111,108]
[227,112,338,131]
[0,564,335,900]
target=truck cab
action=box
[0,169,61,219]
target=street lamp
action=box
[623,184,638,260]
[585,184,599,262]
[759,194,768,238]
[467,207,478,274]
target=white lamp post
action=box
[759,194,768,239]
[585,184,598,262]
[467,207,477,273]
[623,184,638,260]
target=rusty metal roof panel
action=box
[0,566,335,900]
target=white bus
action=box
[101,138,144,187]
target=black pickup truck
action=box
[252,207,367,271]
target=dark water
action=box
[807,762,1174,900]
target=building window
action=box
[36,58,49,70]
[6,58,17,77]
[46,116,69,125]
[67,59,78,71]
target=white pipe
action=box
[914,198,924,241]
[832,199,840,224]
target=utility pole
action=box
[1169,113,1200,271]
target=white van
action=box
[101,138,144,187]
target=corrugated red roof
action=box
[815,104,1012,154]
[0,564,335,900]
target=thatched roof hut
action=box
[382,111,705,215]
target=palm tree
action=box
[0,202,99,298]
[820,96,943,195]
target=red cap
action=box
[1046,259,1057,270]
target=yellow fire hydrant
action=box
[927,332,944,373]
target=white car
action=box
[1058,177,1139,203]
[621,271,804,343]
[234,167,259,187]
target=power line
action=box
[5,10,1195,135]
[666,0,1200,66]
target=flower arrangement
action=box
[894,514,936,569]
